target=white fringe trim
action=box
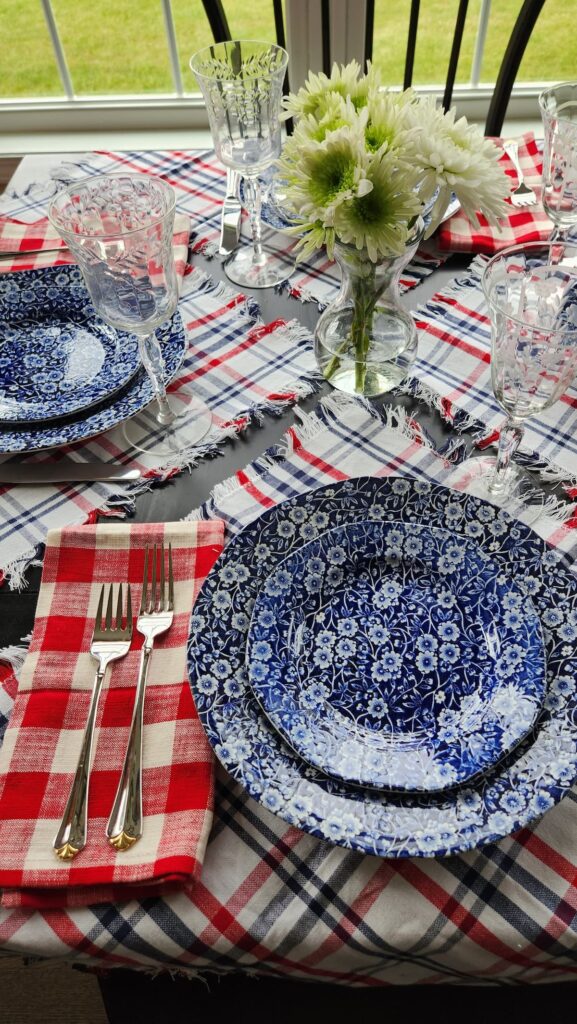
[0,633,32,677]
[2,555,44,593]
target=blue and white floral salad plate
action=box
[0,266,141,423]
[247,519,545,793]
[188,477,577,858]
[240,169,297,232]
[0,269,186,453]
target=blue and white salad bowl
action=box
[247,518,545,792]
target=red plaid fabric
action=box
[0,519,223,908]
[0,212,191,277]
[437,133,553,254]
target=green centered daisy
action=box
[290,94,353,146]
[332,152,422,261]
[364,89,415,155]
[282,60,365,121]
[277,123,372,226]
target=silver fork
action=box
[53,585,132,860]
[106,543,174,851]
[503,139,537,207]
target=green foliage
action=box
[0,0,574,100]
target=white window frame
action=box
[0,0,547,141]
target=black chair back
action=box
[484,0,547,136]
[364,0,470,112]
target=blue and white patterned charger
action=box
[0,276,186,454]
[247,519,545,793]
[188,477,577,858]
[0,266,141,422]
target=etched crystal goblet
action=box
[450,241,577,510]
[49,173,212,458]
[190,39,293,289]
[540,82,577,240]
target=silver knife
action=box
[0,463,141,484]
[0,246,71,260]
[219,169,242,255]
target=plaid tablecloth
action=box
[0,149,440,309]
[1,395,577,983]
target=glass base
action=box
[123,391,212,460]
[327,362,408,397]
[224,247,293,289]
[445,456,551,524]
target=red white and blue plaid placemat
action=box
[1,395,577,983]
[0,149,441,309]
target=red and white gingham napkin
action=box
[0,519,223,908]
[0,212,191,277]
[437,133,553,254]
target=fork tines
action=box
[140,542,174,614]
[94,583,133,640]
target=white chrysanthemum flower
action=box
[332,150,422,260]
[404,98,509,233]
[277,122,372,227]
[280,58,364,120]
[289,93,356,147]
[280,63,510,262]
[364,88,416,155]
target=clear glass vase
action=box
[314,220,424,397]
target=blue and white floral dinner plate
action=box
[0,266,141,423]
[0,271,186,454]
[247,519,545,792]
[188,477,577,859]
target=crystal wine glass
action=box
[48,173,212,458]
[540,82,577,240]
[452,242,577,507]
[190,39,293,289]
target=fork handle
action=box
[106,643,152,850]
[53,667,106,859]
[503,141,525,184]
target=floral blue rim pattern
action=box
[0,284,186,453]
[187,477,577,858]
[0,266,141,423]
[246,519,545,793]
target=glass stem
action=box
[489,417,524,495]
[243,175,266,267]
[137,332,175,426]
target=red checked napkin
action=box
[0,519,224,908]
[437,132,553,254]
[0,211,191,276]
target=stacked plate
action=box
[187,477,577,857]
[0,266,186,453]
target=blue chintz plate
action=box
[188,477,577,859]
[0,266,141,423]
[0,271,186,453]
[247,519,545,792]
[240,168,298,232]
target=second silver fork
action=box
[503,139,537,207]
[107,543,174,851]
